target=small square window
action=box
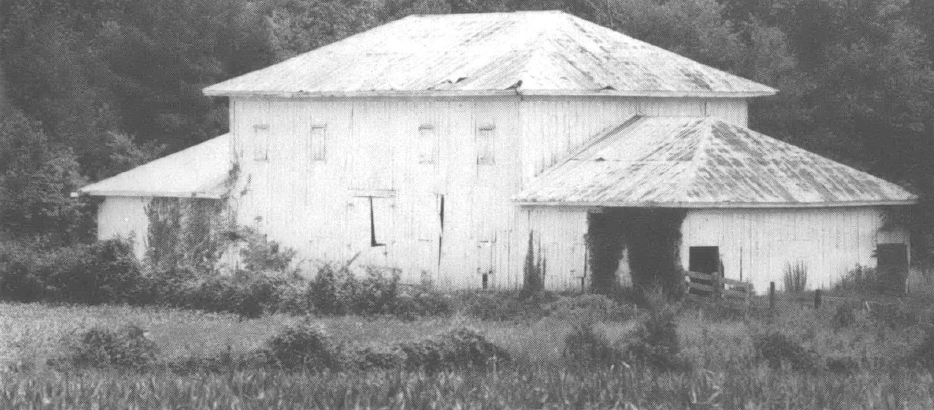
[310,124,326,161]
[253,124,269,161]
[477,123,495,165]
[418,124,436,164]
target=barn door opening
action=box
[586,208,686,294]
[876,243,908,294]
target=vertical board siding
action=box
[229,96,748,289]
[704,99,748,126]
[232,97,526,289]
[97,196,152,259]
[525,208,589,291]
[680,207,909,293]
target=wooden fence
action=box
[684,270,753,304]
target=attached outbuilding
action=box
[514,116,917,292]
[76,134,232,260]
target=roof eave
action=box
[74,190,224,199]
[513,198,919,208]
[202,88,777,99]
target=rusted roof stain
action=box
[514,117,917,207]
[78,134,231,199]
[204,11,776,98]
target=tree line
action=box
[2,0,933,256]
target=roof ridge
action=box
[674,118,712,202]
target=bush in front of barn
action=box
[52,324,159,371]
[264,319,343,371]
[305,263,454,318]
[395,327,511,372]
[1,233,454,319]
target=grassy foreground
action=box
[2,298,934,409]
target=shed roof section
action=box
[514,117,916,208]
[204,11,776,98]
[77,134,231,199]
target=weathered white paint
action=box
[523,207,590,291]
[680,207,910,293]
[228,96,749,289]
[97,196,151,259]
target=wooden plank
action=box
[689,283,714,292]
[687,271,715,281]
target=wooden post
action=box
[769,282,776,314]
[814,289,822,309]
[712,271,721,299]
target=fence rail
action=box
[684,270,752,304]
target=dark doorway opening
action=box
[585,207,686,295]
[689,246,720,274]
[876,243,908,294]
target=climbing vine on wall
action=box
[145,157,240,273]
[145,197,228,273]
[587,208,687,296]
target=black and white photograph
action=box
[2,0,934,408]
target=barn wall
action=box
[522,207,590,291]
[231,97,525,288]
[230,96,748,289]
[97,196,151,259]
[680,207,910,293]
[519,97,747,181]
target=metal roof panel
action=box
[204,11,776,98]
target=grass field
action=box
[2,295,934,409]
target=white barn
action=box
[78,11,916,292]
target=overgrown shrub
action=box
[236,226,297,273]
[905,325,934,372]
[623,299,688,372]
[835,265,885,294]
[868,302,918,329]
[548,293,636,323]
[305,264,452,318]
[783,261,808,293]
[55,324,158,370]
[563,323,623,365]
[831,303,858,330]
[752,332,820,372]
[352,267,401,315]
[265,320,342,371]
[392,285,454,320]
[0,239,144,304]
[396,327,510,372]
[458,291,552,322]
[0,241,45,301]
[307,263,359,315]
[349,346,406,370]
